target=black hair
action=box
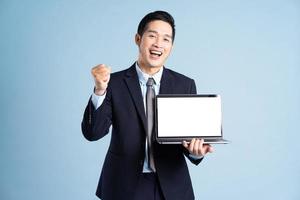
[137,10,175,42]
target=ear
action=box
[135,34,141,46]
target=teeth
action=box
[150,50,162,56]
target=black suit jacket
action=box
[82,64,203,200]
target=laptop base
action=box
[156,139,230,144]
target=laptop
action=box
[155,94,229,144]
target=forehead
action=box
[144,20,173,37]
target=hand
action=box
[91,64,111,95]
[183,138,214,157]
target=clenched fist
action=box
[91,64,111,96]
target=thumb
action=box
[207,145,214,153]
[182,140,188,148]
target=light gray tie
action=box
[146,77,156,171]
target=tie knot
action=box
[146,78,155,87]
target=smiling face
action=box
[135,20,173,75]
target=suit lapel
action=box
[159,68,174,94]
[124,64,147,132]
[123,66,175,133]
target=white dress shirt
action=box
[91,62,202,173]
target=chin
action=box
[149,64,163,69]
[148,61,164,68]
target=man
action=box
[81,11,213,200]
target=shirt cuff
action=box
[91,92,106,109]
[189,154,204,160]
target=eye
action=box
[164,38,171,43]
[148,34,156,38]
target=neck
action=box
[137,61,162,76]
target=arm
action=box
[182,145,204,165]
[182,79,213,163]
[81,64,112,141]
[190,79,197,94]
[81,89,112,141]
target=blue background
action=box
[1,0,299,199]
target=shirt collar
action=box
[135,62,163,85]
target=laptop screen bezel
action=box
[155,94,224,143]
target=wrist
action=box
[94,87,106,96]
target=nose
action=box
[153,36,163,48]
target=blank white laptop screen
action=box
[156,95,222,137]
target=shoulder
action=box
[163,67,197,94]
[111,68,129,77]
[163,67,194,82]
[110,65,135,80]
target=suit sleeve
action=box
[183,147,204,165]
[81,85,112,141]
[190,79,197,94]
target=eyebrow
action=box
[146,30,172,39]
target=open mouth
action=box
[149,50,163,58]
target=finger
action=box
[92,64,107,70]
[182,140,188,148]
[95,78,109,90]
[193,139,200,155]
[106,66,111,73]
[94,73,110,82]
[199,139,204,155]
[203,144,213,154]
[103,74,111,82]
[189,138,196,153]
[92,68,110,77]
[95,74,110,82]
[91,64,104,75]
[207,145,214,153]
[92,64,111,76]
